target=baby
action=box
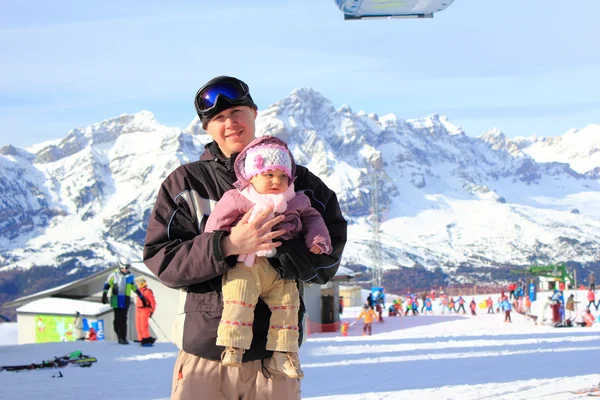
[204,135,332,379]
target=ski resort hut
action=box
[339,285,363,307]
[15,298,112,344]
[4,262,180,344]
[4,262,360,343]
[303,266,361,333]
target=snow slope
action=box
[1,293,599,400]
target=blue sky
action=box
[1,0,599,148]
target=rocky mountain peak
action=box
[1,90,599,282]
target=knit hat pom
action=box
[244,144,292,180]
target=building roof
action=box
[5,261,359,309]
[331,266,362,281]
[16,297,112,316]
[3,261,158,308]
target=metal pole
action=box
[574,269,578,306]
[370,168,382,288]
[150,316,169,341]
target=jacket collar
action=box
[200,141,225,162]
[200,141,239,170]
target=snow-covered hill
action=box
[1,293,600,400]
[1,89,599,277]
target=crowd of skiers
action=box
[352,280,598,339]
[384,290,499,318]
[377,284,596,327]
[537,288,596,328]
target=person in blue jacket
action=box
[425,298,433,314]
[501,298,512,323]
[102,258,149,344]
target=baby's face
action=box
[250,169,289,194]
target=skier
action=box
[366,292,374,307]
[440,295,448,314]
[420,291,428,313]
[411,297,419,315]
[469,298,477,316]
[88,327,98,341]
[583,309,595,327]
[376,302,385,322]
[565,294,578,321]
[587,289,597,311]
[551,289,564,323]
[405,299,413,316]
[135,277,157,345]
[456,296,466,314]
[102,258,149,344]
[448,298,456,313]
[501,298,512,323]
[486,296,494,314]
[356,305,379,336]
[523,295,531,315]
[425,297,433,315]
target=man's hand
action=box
[101,293,108,304]
[221,207,286,257]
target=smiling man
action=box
[143,76,347,400]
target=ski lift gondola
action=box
[335,0,455,20]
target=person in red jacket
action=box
[87,327,98,341]
[469,298,477,316]
[588,289,598,311]
[583,309,595,327]
[486,297,494,314]
[135,277,157,344]
[508,283,516,300]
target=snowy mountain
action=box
[512,124,600,176]
[1,89,599,281]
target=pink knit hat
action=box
[244,144,292,180]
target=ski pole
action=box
[150,316,169,341]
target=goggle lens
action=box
[196,80,247,110]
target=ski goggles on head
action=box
[194,77,257,126]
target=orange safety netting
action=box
[305,319,340,335]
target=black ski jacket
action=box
[143,141,347,361]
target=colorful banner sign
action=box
[35,315,104,343]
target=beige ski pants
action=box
[217,257,300,352]
[171,350,301,400]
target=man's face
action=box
[205,106,257,158]
[249,169,290,195]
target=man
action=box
[589,271,596,291]
[143,76,347,399]
[135,277,157,345]
[102,258,149,344]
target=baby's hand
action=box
[309,244,322,254]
